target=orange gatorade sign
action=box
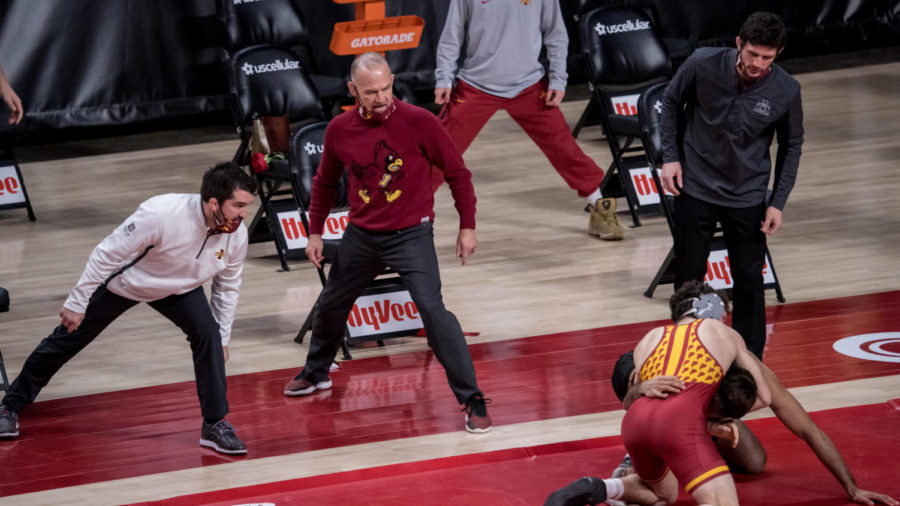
[330,15,424,55]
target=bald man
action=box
[282,52,491,433]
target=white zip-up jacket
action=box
[63,193,247,345]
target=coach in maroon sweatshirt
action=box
[283,52,491,433]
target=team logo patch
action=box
[833,332,900,363]
[753,98,772,116]
[215,249,225,260]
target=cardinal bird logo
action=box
[350,140,405,204]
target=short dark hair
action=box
[200,162,258,203]
[669,281,730,322]
[739,12,787,50]
[708,366,758,420]
[611,350,636,402]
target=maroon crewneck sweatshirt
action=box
[307,99,476,234]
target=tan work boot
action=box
[588,197,625,240]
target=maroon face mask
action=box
[735,52,770,83]
[213,207,242,234]
[357,100,396,123]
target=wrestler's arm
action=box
[761,360,898,505]
[731,332,771,411]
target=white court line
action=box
[5,374,898,506]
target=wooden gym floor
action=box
[0,60,898,504]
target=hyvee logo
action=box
[593,19,651,37]
[703,250,775,289]
[347,299,419,331]
[241,59,301,76]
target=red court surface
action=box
[2,291,900,498]
[131,402,900,506]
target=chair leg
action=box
[572,95,599,138]
[765,246,787,303]
[294,302,316,344]
[341,331,353,360]
[645,247,675,298]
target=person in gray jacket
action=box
[0,163,257,455]
[433,0,624,241]
[660,12,804,359]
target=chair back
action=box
[228,45,323,128]
[637,81,669,166]
[289,121,349,211]
[577,6,671,88]
[216,0,306,50]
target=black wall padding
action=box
[0,0,897,135]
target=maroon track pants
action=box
[434,79,604,197]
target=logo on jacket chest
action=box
[350,140,405,204]
[753,98,772,117]
[215,249,225,260]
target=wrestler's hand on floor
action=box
[847,486,899,506]
[639,375,684,399]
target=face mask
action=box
[353,84,395,123]
[358,100,396,123]
[735,52,770,83]
[213,206,242,234]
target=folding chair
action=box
[1,286,10,391]
[228,43,325,270]
[216,0,348,111]
[568,1,692,139]
[575,5,672,227]
[287,123,421,359]
[637,82,785,302]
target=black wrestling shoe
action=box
[612,454,633,478]
[200,419,247,455]
[0,404,18,438]
[544,476,607,506]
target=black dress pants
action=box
[298,222,482,404]
[673,192,768,359]
[3,285,228,420]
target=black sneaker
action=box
[462,393,492,433]
[612,453,633,478]
[0,404,18,438]
[200,420,247,455]
[544,476,607,506]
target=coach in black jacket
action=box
[659,12,803,359]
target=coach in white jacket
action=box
[0,163,257,455]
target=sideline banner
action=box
[0,153,36,221]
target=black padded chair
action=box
[567,0,693,138]
[287,121,349,273]
[216,0,348,109]
[285,121,351,358]
[637,82,785,302]
[288,123,409,358]
[0,286,9,390]
[576,5,672,226]
[228,44,325,270]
